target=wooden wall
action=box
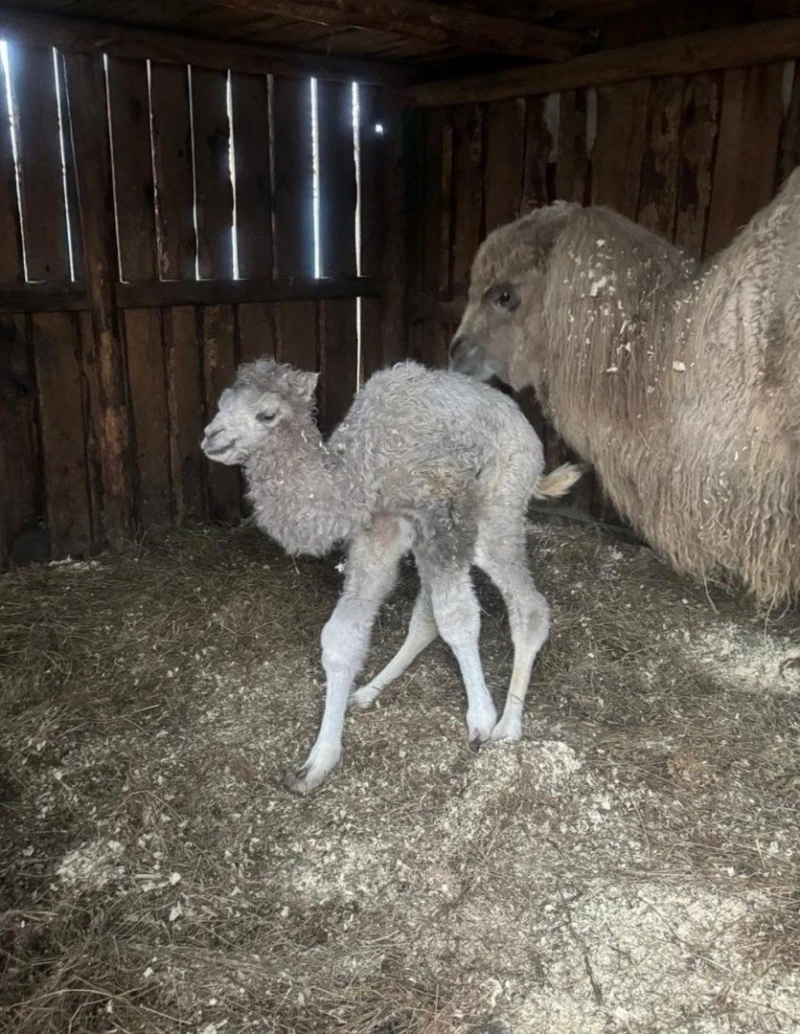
[0,42,403,566]
[406,60,800,515]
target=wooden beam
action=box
[407,18,800,106]
[216,0,586,61]
[63,51,135,549]
[0,276,382,312]
[0,8,416,87]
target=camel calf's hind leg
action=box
[350,587,438,709]
[285,517,413,794]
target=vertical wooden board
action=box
[276,300,318,371]
[0,315,44,565]
[316,80,358,420]
[106,58,157,281]
[522,95,553,210]
[0,57,23,282]
[56,53,84,281]
[201,304,240,522]
[360,297,383,379]
[238,302,276,363]
[591,81,650,219]
[230,72,272,279]
[316,79,357,277]
[450,104,484,296]
[191,67,233,280]
[705,63,785,257]
[125,308,171,525]
[674,73,720,258]
[357,85,389,278]
[320,298,357,431]
[637,76,686,237]
[165,305,205,523]
[484,98,526,232]
[9,44,70,280]
[272,75,314,278]
[776,62,799,192]
[150,63,196,280]
[77,310,103,546]
[32,312,92,555]
[418,109,452,297]
[555,89,588,205]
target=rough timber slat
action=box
[0,315,42,565]
[636,75,686,237]
[0,65,23,283]
[705,62,786,256]
[150,63,196,281]
[230,72,273,280]
[522,95,553,210]
[64,50,135,548]
[407,20,800,107]
[316,79,358,428]
[202,305,241,523]
[32,312,92,556]
[554,89,588,205]
[211,0,585,61]
[191,67,234,281]
[10,44,71,281]
[591,80,650,220]
[0,276,382,312]
[0,9,416,87]
[164,306,206,524]
[484,98,526,232]
[673,73,720,258]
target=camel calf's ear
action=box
[288,369,320,402]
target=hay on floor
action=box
[1,521,799,1034]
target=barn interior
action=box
[1,3,800,1033]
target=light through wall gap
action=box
[0,40,29,281]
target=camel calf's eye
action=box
[256,410,278,424]
[486,283,519,311]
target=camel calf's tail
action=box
[532,463,585,501]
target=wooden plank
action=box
[150,62,196,280]
[408,19,800,107]
[484,98,526,232]
[0,9,416,88]
[191,67,234,280]
[276,300,318,371]
[316,79,358,424]
[637,75,686,237]
[375,103,411,372]
[674,73,720,257]
[272,76,314,279]
[77,310,103,547]
[411,108,451,369]
[164,305,205,523]
[64,51,135,548]
[9,44,70,280]
[591,80,650,219]
[0,54,23,282]
[0,315,44,566]
[32,312,92,556]
[705,63,785,256]
[201,304,240,523]
[199,0,584,61]
[554,88,588,204]
[522,95,554,211]
[316,79,358,278]
[776,61,800,191]
[230,72,272,280]
[357,85,387,280]
[125,308,171,525]
[319,298,358,430]
[55,52,84,281]
[450,104,484,296]
[0,275,381,312]
[237,302,277,363]
[106,58,158,282]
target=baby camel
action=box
[201,358,580,793]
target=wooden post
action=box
[63,51,135,548]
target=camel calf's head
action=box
[450,201,576,387]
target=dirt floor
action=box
[1,517,799,1034]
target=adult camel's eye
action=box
[486,283,519,311]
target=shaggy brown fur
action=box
[451,168,800,604]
